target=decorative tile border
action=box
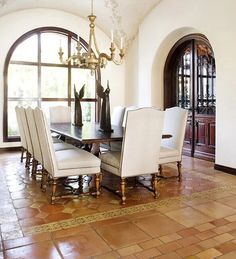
[24,184,236,236]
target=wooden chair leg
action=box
[99,173,103,192]
[41,169,48,192]
[121,177,126,205]
[25,152,31,169]
[151,174,155,190]
[51,178,57,204]
[99,173,103,184]
[31,159,38,179]
[78,175,83,193]
[159,165,163,176]
[152,173,159,199]
[20,147,24,163]
[134,176,138,187]
[177,161,182,182]
[95,173,101,197]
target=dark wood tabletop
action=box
[51,122,171,145]
[51,122,124,144]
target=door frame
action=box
[164,33,215,161]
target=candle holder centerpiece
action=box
[97,80,113,133]
[74,84,85,127]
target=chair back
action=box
[34,107,56,175]
[49,106,71,123]
[111,106,125,126]
[122,106,137,127]
[161,106,188,152]
[25,107,43,164]
[120,108,164,177]
[15,106,27,150]
[18,106,33,156]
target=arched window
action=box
[3,27,100,142]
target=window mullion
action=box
[68,35,72,106]
[38,32,42,107]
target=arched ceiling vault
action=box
[0,0,162,47]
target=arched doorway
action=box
[164,34,216,161]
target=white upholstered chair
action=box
[33,107,101,204]
[111,106,125,126]
[107,105,137,152]
[159,106,188,181]
[25,107,43,177]
[49,105,71,123]
[100,108,164,204]
[122,106,137,128]
[18,106,34,169]
[25,107,76,177]
[15,106,28,164]
[100,106,125,152]
[49,105,77,144]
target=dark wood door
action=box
[164,34,216,161]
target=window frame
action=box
[3,26,101,142]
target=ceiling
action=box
[0,0,162,45]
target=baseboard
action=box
[214,164,236,175]
[194,152,215,162]
[0,147,21,153]
[183,149,215,162]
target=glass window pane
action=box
[5,29,97,141]
[70,38,87,55]
[71,38,78,56]
[71,101,95,122]
[82,102,95,122]
[72,68,95,98]
[8,100,37,137]
[8,64,38,98]
[11,35,38,62]
[41,67,68,98]
[41,33,68,64]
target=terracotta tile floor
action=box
[1,151,236,258]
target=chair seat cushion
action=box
[56,148,101,170]
[100,151,121,168]
[160,146,179,158]
[53,142,76,151]
[110,141,122,151]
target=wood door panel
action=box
[184,119,192,144]
[195,115,215,156]
[195,120,206,146]
[208,122,215,147]
[183,118,192,155]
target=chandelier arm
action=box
[99,53,112,61]
[99,53,124,65]
[91,29,101,56]
[112,58,124,65]
[59,54,78,65]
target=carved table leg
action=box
[177,161,182,182]
[121,177,126,205]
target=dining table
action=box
[50,122,172,155]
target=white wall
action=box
[0,8,125,147]
[126,0,236,168]
[125,36,138,106]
